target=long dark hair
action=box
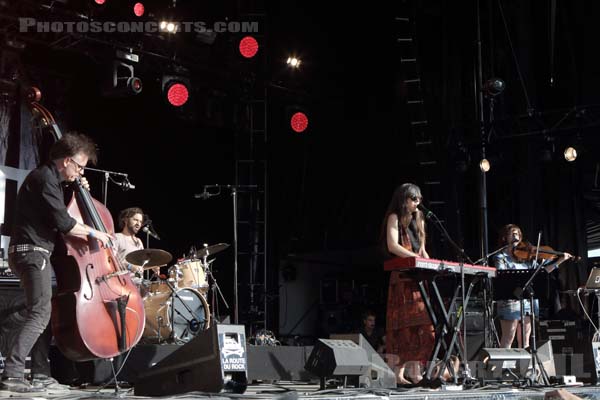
[380,183,426,250]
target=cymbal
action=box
[197,243,230,258]
[126,249,173,268]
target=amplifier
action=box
[539,320,593,382]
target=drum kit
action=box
[126,243,230,344]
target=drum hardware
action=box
[203,256,230,320]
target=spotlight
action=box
[479,158,491,172]
[290,111,308,133]
[133,2,144,17]
[239,36,259,58]
[286,57,301,68]
[162,76,190,107]
[483,78,505,97]
[160,21,178,33]
[102,61,142,97]
[128,77,143,94]
[564,147,577,162]
[94,0,105,4]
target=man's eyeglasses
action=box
[69,158,85,172]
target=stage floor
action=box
[0,381,599,400]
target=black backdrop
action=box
[1,0,600,331]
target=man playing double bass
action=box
[1,133,112,393]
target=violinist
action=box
[492,224,573,349]
[1,133,112,393]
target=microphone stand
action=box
[83,166,131,206]
[422,210,476,383]
[473,243,513,349]
[195,184,258,325]
[514,232,549,386]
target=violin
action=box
[512,240,580,263]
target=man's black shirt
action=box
[359,327,385,351]
[10,162,77,252]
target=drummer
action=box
[113,207,159,277]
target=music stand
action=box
[495,266,551,385]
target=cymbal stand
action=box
[203,256,229,320]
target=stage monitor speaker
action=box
[537,340,556,378]
[330,333,396,388]
[305,339,369,381]
[134,324,247,396]
[474,348,531,382]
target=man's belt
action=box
[8,244,51,255]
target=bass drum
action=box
[143,288,210,343]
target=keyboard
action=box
[384,256,496,278]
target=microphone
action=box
[142,225,161,240]
[194,189,215,200]
[117,179,135,191]
[417,204,435,219]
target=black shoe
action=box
[0,377,45,393]
[31,375,70,390]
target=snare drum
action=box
[169,260,209,293]
[142,287,211,342]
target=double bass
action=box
[29,93,145,361]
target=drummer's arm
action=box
[126,263,144,275]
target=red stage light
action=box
[239,36,259,58]
[133,3,145,17]
[290,112,308,133]
[166,83,189,107]
[94,0,105,4]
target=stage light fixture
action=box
[133,2,144,17]
[160,21,178,33]
[479,158,490,172]
[94,0,105,4]
[102,61,142,97]
[286,57,301,68]
[564,146,577,162]
[290,111,308,133]
[239,36,259,58]
[162,76,190,107]
[483,78,505,97]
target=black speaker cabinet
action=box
[536,340,556,378]
[134,324,247,396]
[330,334,396,388]
[473,348,531,382]
[304,338,369,385]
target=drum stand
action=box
[203,256,230,321]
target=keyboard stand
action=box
[418,275,478,384]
